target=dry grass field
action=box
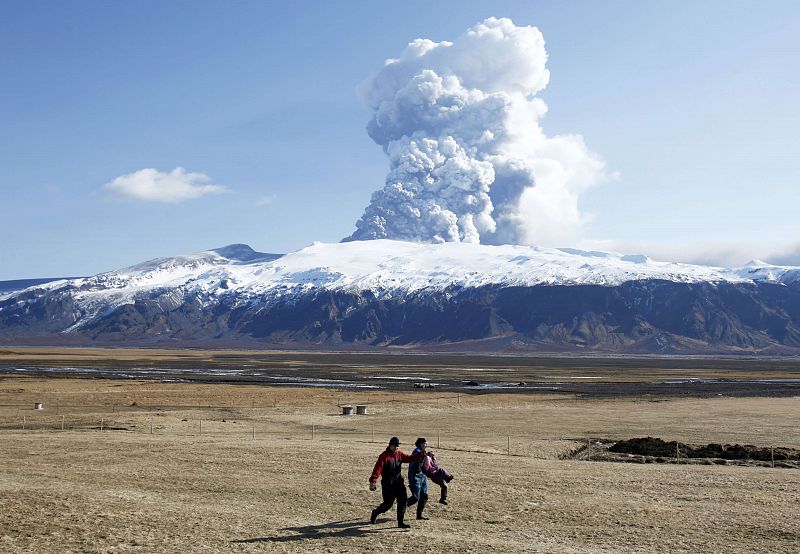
[1,374,799,553]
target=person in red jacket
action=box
[369,436,425,528]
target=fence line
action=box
[2,412,797,460]
[0,392,595,412]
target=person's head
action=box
[388,436,401,451]
[415,437,428,449]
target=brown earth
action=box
[1,375,799,553]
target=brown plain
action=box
[1,349,799,552]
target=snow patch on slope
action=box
[5,241,800,327]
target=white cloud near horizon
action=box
[104,167,228,203]
[764,244,800,266]
[578,239,800,268]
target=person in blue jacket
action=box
[405,437,430,520]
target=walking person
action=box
[368,436,425,528]
[406,437,430,520]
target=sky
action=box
[1,1,799,280]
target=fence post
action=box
[458,393,460,404]
[312,424,315,440]
[371,424,375,443]
[101,417,104,432]
[61,415,65,431]
[507,436,511,456]
[199,419,202,435]
[150,419,153,435]
[252,425,255,440]
[676,443,679,463]
[437,429,440,449]
[771,446,775,468]
[22,415,26,430]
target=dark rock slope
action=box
[2,279,800,353]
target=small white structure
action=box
[34,403,43,410]
[356,405,368,415]
[341,405,354,416]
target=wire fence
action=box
[1,404,798,461]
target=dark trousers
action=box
[374,479,408,522]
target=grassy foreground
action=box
[1,376,799,553]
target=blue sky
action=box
[1,1,798,279]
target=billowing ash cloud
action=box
[344,17,606,245]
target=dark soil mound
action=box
[609,437,800,461]
[610,437,684,457]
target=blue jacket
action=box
[408,447,427,485]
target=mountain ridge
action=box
[2,241,800,354]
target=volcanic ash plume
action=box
[344,17,606,246]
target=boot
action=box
[398,520,411,529]
[370,509,378,524]
[416,495,429,520]
[439,489,448,505]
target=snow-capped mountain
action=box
[2,241,800,353]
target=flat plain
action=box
[3,346,800,397]
[1,348,799,552]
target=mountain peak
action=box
[209,244,282,263]
[620,254,652,264]
[743,259,770,268]
[3,240,800,353]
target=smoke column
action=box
[344,17,606,246]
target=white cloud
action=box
[104,167,227,203]
[577,239,800,268]
[345,17,607,245]
[765,244,800,266]
[256,194,277,206]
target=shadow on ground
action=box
[233,518,407,543]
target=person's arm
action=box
[369,452,386,484]
[399,449,424,463]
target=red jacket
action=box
[369,448,424,484]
